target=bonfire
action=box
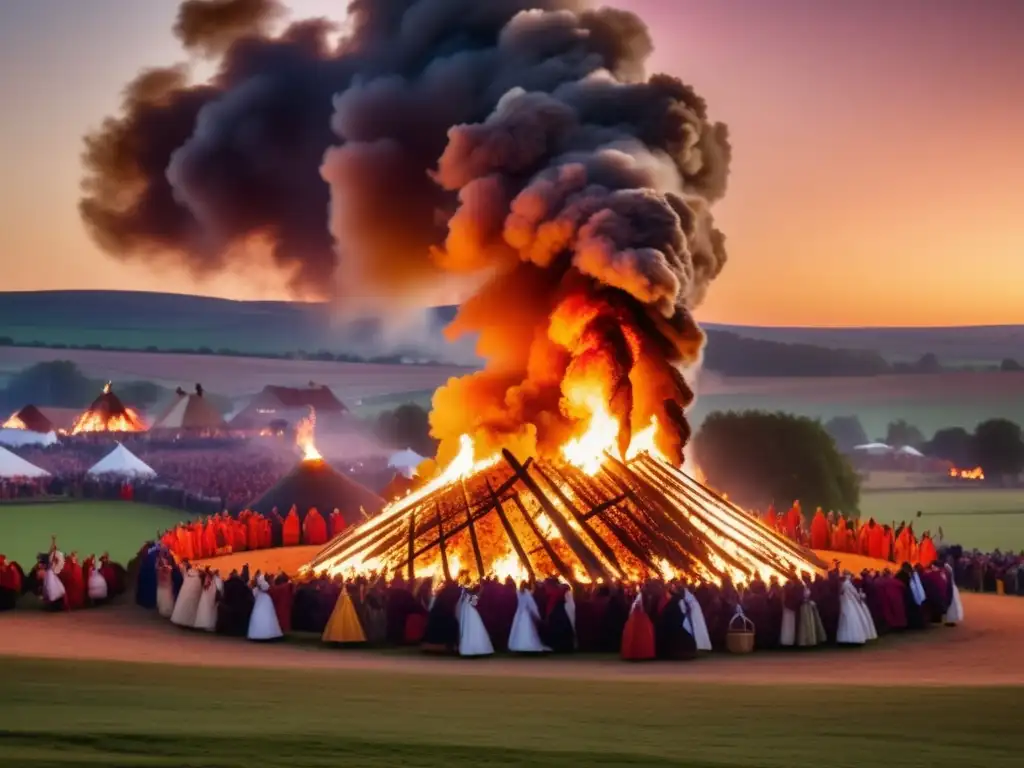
[306,408,825,586]
[1,413,28,430]
[71,382,147,434]
[949,466,985,481]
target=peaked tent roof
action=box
[151,392,228,431]
[0,446,50,478]
[249,458,385,525]
[87,444,157,478]
[73,387,147,433]
[3,405,79,434]
[263,385,347,412]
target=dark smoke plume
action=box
[82,0,731,463]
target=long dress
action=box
[87,563,108,602]
[170,568,203,627]
[457,591,495,657]
[248,576,284,641]
[322,588,366,644]
[944,564,964,625]
[797,586,827,647]
[620,592,656,661]
[43,551,67,608]
[193,574,221,632]
[682,589,713,651]
[837,578,873,644]
[508,589,549,653]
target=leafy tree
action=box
[924,427,975,467]
[1000,358,1022,372]
[693,410,860,515]
[973,419,1024,479]
[375,403,437,457]
[824,415,868,452]
[885,419,924,448]
[0,360,95,410]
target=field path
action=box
[1,592,1021,686]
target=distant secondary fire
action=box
[2,414,28,430]
[295,409,322,462]
[949,466,984,481]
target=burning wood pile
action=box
[71,382,147,435]
[949,466,985,481]
[305,430,824,587]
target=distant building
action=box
[229,384,349,431]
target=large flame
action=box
[70,385,147,434]
[2,413,28,430]
[949,465,984,481]
[296,409,323,462]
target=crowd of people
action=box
[129,533,965,660]
[4,437,397,513]
[945,547,1024,596]
[158,506,340,560]
[0,539,127,612]
[762,502,941,566]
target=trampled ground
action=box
[0,592,1022,767]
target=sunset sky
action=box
[1,0,1022,327]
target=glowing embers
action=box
[304,447,826,587]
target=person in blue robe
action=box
[135,544,160,609]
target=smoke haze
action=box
[82,0,731,463]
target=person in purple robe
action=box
[600,584,629,652]
[422,581,461,653]
[215,570,253,636]
[574,583,603,653]
[476,577,517,652]
[538,580,575,653]
[741,579,772,650]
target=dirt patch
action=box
[1,591,1020,686]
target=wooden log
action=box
[436,503,452,582]
[533,463,626,580]
[501,449,612,582]
[508,492,573,581]
[485,478,535,584]
[460,478,486,580]
[407,510,416,581]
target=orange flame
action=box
[2,413,28,430]
[949,465,984,481]
[564,402,672,476]
[102,381,112,394]
[296,409,323,462]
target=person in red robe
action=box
[283,507,301,547]
[868,520,885,560]
[810,508,829,550]
[61,552,86,610]
[830,517,847,552]
[785,502,801,541]
[620,591,656,661]
[0,555,23,611]
[330,509,345,539]
[760,504,776,529]
[303,508,328,546]
[247,513,262,551]
[202,518,218,558]
[858,520,872,556]
[882,525,895,562]
[918,533,938,567]
[269,574,294,633]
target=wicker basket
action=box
[726,612,755,654]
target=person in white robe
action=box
[943,562,964,625]
[837,575,877,644]
[457,590,494,657]
[508,587,549,653]
[681,588,712,651]
[193,571,222,632]
[855,583,878,641]
[247,573,283,641]
[170,565,203,627]
[42,548,66,607]
[87,563,108,602]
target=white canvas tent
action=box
[0,428,58,448]
[0,445,50,478]
[852,442,893,456]
[388,448,426,478]
[87,443,157,478]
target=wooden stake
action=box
[436,502,452,582]
[406,510,416,582]
[460,478,486,580]
[485,478,535,584]
[509,493,573,581]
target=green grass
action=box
[860,489,1024,550]
[689,394,1024,441]
[0,501,191,564]
[0,658,1020,767]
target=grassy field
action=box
[860,488,1024,550]
[0,657,1019,767]
[0,501,189,565]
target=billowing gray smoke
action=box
[82,0,731,465]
